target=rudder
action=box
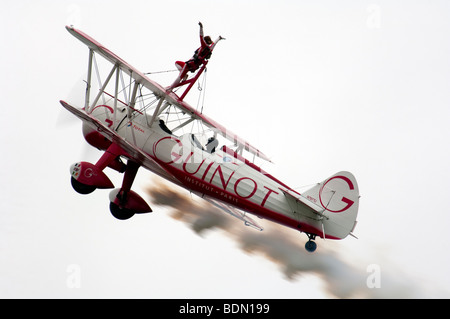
[303,171,360,239]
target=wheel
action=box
[109,202,135,220]
[71,177,96,195]
[305,240,317,253]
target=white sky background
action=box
[1,0,450,298]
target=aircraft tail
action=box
[303,171,360,239]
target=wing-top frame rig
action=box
[62,26,272,226]
[66,26,271,164]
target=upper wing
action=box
[66,26,167,98]
[66,26,271,163]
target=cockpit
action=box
[190,134,219,154]
[153,113,220,155]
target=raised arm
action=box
[199,22,206,47]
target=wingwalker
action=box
[60,24,360,252]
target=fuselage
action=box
[86,104,336,239]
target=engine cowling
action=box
[82,123,112,151]
[82,104,116,150]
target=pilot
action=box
[158,119,172,135]
[168,22,224,91]
[205,136,219,153]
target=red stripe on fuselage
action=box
[150,157,339,240]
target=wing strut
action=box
[113,64,120,126]
[85,49,94,110]
[147,97,167,128]
[89,63,119,113]
[127,81,139,120]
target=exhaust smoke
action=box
[146,178,429,298]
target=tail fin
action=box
[303,171,360,239]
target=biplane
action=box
[60,25,360,252]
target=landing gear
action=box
[305,240,317,253]
[71,177,96,195]
[69,143,152,220]
[108,188,152,220]
[70,161,114,193]
[109,202,135,220]
[305,234,317,253]
[108,160,152,220]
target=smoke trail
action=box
[147,180,231,235]
[145,178,427,298]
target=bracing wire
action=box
[195,68,208,114]
[201,68,208,114]
[144,69,177,75]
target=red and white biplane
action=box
[60,25,360,252]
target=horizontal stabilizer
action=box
[280,188,324,214]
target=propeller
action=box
[56,73,101,162]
